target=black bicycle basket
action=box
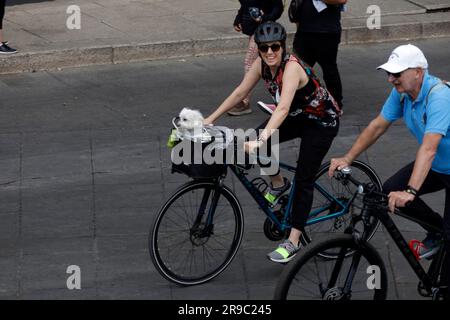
[170,122,232,179]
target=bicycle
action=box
[149,124,382,286]
[274,170,447,300]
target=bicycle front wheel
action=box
[149,180,244,286]
[274,234,387,300]
[302,160,382,256]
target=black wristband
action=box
[405,185,418,196]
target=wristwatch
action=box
[405,185,418,196]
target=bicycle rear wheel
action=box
[274,234,387,300]
[149,180,244,286]
[302,160,382,257]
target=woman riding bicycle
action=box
[204,21,341,263]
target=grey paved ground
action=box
[1,0,450,73]
[0,37,450,300]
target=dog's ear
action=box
[179,107,190,116]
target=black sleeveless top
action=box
[261,53,340,127]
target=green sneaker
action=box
[267,239,300,263]
[264,177,291,205]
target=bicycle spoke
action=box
[303,161,382,258]
[277,235,387,300]
[150,182,243,285]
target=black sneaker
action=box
[0,43,18,55]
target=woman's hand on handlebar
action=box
[244,140,261,154]
[203,117,214,126]
[328,157,351,178]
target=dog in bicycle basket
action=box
[168,108,234,179]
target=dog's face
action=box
[178,108,204,130]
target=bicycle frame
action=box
[366,204,445,294]
[336,169,447,297]
[228,161,353,233]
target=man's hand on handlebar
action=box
[387,191,415,213]
[328,157,352,178]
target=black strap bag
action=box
[169,118,232,179]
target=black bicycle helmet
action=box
[254,21,287,44]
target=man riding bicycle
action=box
[328,44,450,299]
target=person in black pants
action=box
[329,44,450,299]
[292,0,346,109]
[205,22,341,263]
[0,0,17,54]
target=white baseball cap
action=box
[377,44,428,73]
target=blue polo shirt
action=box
[381,72,450,174]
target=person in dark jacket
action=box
[292,0,346,110]
[228,0,284,116]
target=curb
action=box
[1,20,450,74]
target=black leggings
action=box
[0,0,5,29]
[383,162,450,295]
[257,116,338,231]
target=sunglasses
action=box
[258,43,281,53]
[386,70,405,78]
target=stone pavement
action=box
[1,0,450,74]
[0,37,449,299]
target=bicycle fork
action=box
[320,247,362,300]
[191,179,223,239]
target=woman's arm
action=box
[204,57,262,124]
[258,61,308,142]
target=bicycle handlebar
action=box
[335,167,391,210]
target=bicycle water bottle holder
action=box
[251,177,269,194]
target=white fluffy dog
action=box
[178,107,204,130]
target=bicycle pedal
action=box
[417,281,432,297]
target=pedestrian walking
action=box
[229,0,284,116]
[0,0,17,54]
[290,0,346,109]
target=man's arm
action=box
[328,114,391,176]
[408,133,442,191]
[387,133,441,212]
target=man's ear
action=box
[414,68,422,79]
